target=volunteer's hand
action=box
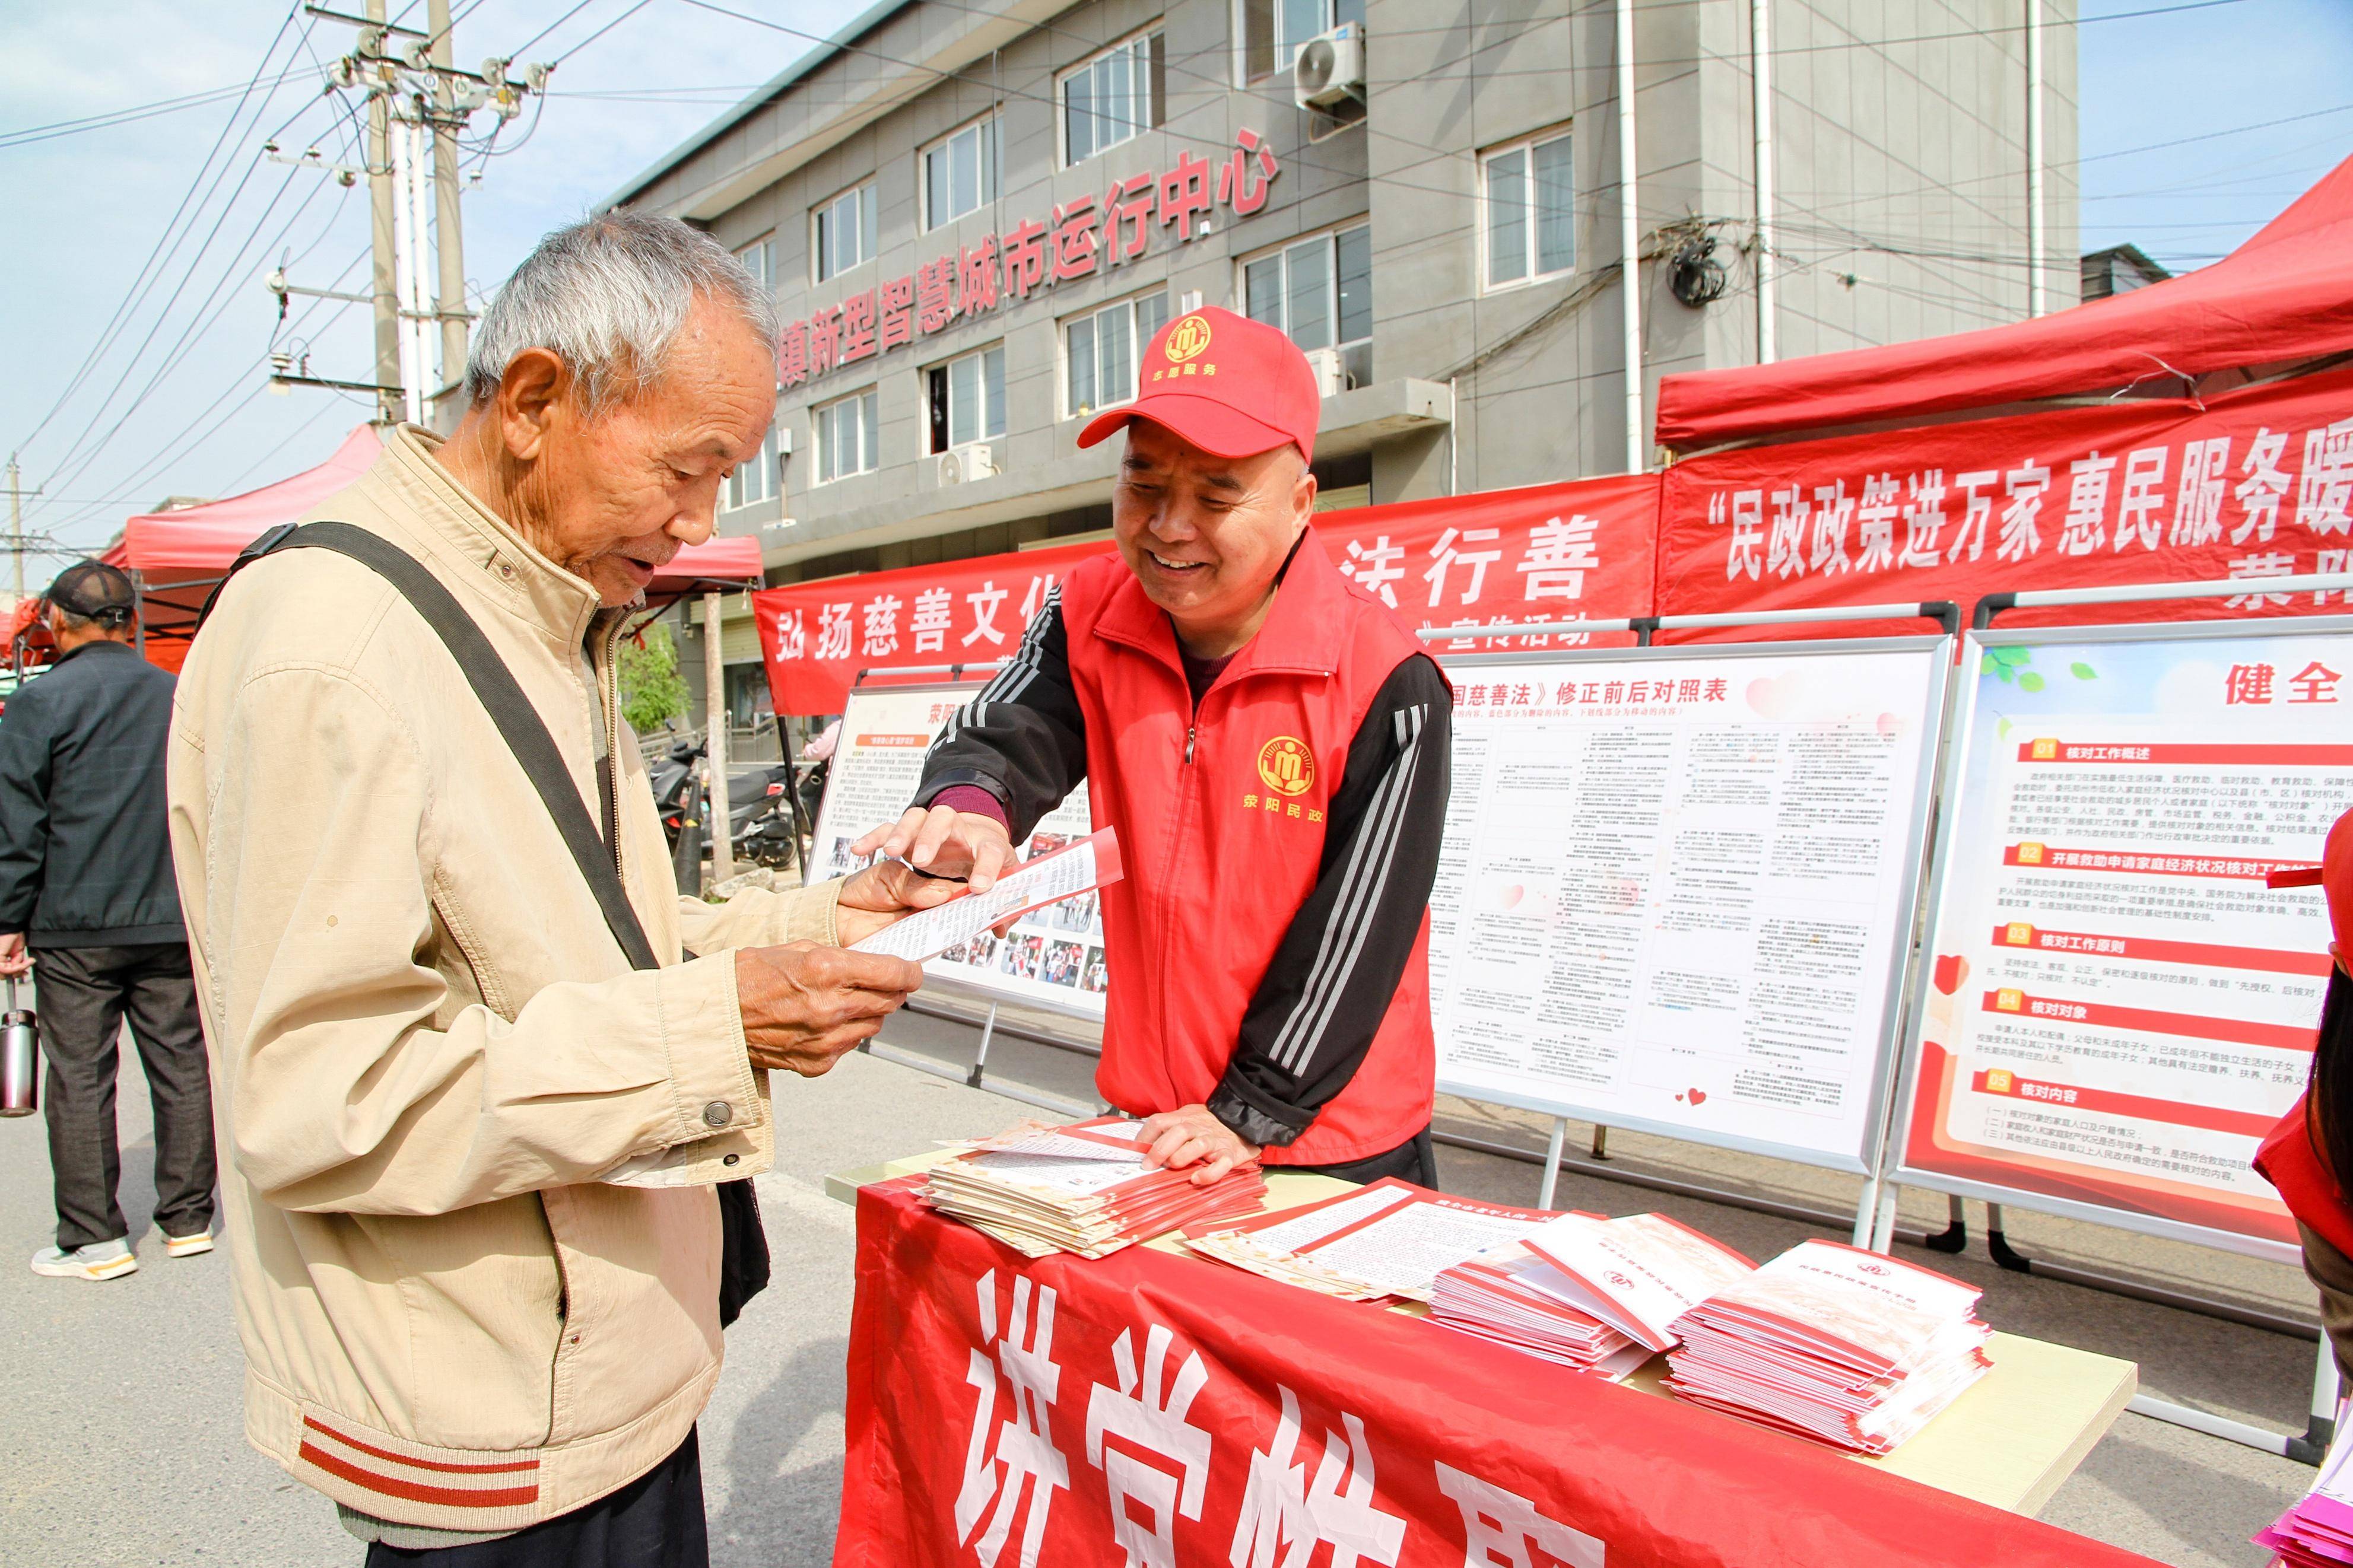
[0,934,26,977]
[733,942,922,1077]
[1138,1103,1260,1187]
[834,857,975,946]
[852,805,1017,893]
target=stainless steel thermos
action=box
[1,976,36,1117]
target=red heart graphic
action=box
[1674,1092,1685,1102]
[1688,1088,1707,1106]
[1932,954,1968,996]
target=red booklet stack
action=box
[1428,1236,1651,1378]
[922,1117,1266,1260]
[1663,1241,1993,1454]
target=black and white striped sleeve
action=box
[1207,654,1453,1149]
[912,588,1090,839]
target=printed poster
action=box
[1898,625,2353,1254]
[811,684,1106,1018]
[1428,646,1946,1171]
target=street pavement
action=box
[0,997,2327,1566]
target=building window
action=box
[1064,292,1171,417]
[1483,129,1574,289]
[812,182,877,284]
[733,233,774,293]
[725,425,777,511]
[1061,30,1164,166]
[1241,222,1371,351]
[923,114,999,230]
[928,344,1007,453]
[814,387,879,484]
[1240,0,1363,81]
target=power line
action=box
[0,65,317,150]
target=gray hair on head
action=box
[463,209,780,412]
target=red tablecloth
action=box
[834,1179,2156,1568]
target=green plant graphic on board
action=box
[1984,647,2101,739]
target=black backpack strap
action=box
[228,521,660,973]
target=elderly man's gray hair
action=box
[463,210,780,411]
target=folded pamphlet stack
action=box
[1663,1241,1993,1455]
[1182,1179,1554,1302]
[920,1117,1265,1260]
[2256,1426,2353,1566]
[1427,1239,1651,1378]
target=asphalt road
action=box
[0,995,2327,1566]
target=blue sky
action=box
[1,0,2348,562]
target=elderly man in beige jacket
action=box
[169,214,936,1567]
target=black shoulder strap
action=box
[218,520,661,973]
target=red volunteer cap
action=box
[2269,806,2353,969]
[1077,305,1322,465]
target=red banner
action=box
[835,1181,2155,1568]
[755,475,1659,715]
[1656,365,2353,631]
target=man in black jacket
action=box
[0,562,214,1281]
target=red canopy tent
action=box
[96,424,764,671]
[1654,151,2353,453]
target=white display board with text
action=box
[811,682,1105,1020]
[1428,641,1952,1173]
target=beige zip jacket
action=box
[167,427,840,1532]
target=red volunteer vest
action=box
[1059,532,1437,1166]
[2256,1095,2353,1263]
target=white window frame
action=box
[811,181,878,284]
[927,342,1008,455]
[732,231,774,294]
[1057,26,1163,168]
[723,423,777,512]
[1479,126,1576,292]
[1234,0,1363,84]
[812,386,880,485]
[1237,221,1373,352]
[1061,291,1173,419]
[921,111,1000,232]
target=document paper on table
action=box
[850,828,1123,962]
[1185,1180,1555,1302]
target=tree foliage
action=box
[618,622,690,733]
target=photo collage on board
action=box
[936,826,1110,998]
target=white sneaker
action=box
[162,1229,214,1258]
[30,1239,137,1281]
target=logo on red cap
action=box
[1163,314,1212,364]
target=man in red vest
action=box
[857,307,1452,1185]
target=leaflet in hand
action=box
[1520,1211,1757,1352]
[852,828,1123,962]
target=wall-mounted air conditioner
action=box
[1293,23,1366,110]
[938,444,999,485]
[1302,346,1348,397]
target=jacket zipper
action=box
[595,618,625,879]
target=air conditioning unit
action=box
[938,444,1000,485]
[1302,346,1348,397]
[1293,23,1366,110]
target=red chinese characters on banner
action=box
[1655,365,2353,630]
[752,474,1660,715]
[778,131,1281,389]
[835,1180,2158,1568]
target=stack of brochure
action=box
[1663,1241,1994,1455]
[1512,1211,1761,1354]
[1427,1236,1653,1379]
[1183,1179,1554,1302]
[2256,1416,2353,1566]
[921,1116,1265,1260]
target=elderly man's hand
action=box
[1137,1104,1261,1187]
[852,806,1017,893]
[834,857,975,946]
[733,942,922,1077]
[0,934,27,977]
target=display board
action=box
[1893,620,2353,1262]
[1428,640,1951,1173]
[811,682,1105,1020]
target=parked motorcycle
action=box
[650,734,799,874]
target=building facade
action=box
[610,0,2078,722]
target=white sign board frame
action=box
[1428,636,1953,1178]
[1887,617,2353,1268]
[809,678,1107,1025]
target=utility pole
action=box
[366,0,401,421]
[704,591,734,884]
[428,0,470,425]
[2,456,39,608]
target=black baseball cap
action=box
[46,561,137,626]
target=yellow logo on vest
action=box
[1256,736,1315,798]
[1163,314,1213,363]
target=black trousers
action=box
[1285,1124,1438,1187]
[35,942,216,1251]
[365,1428,708,1568]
